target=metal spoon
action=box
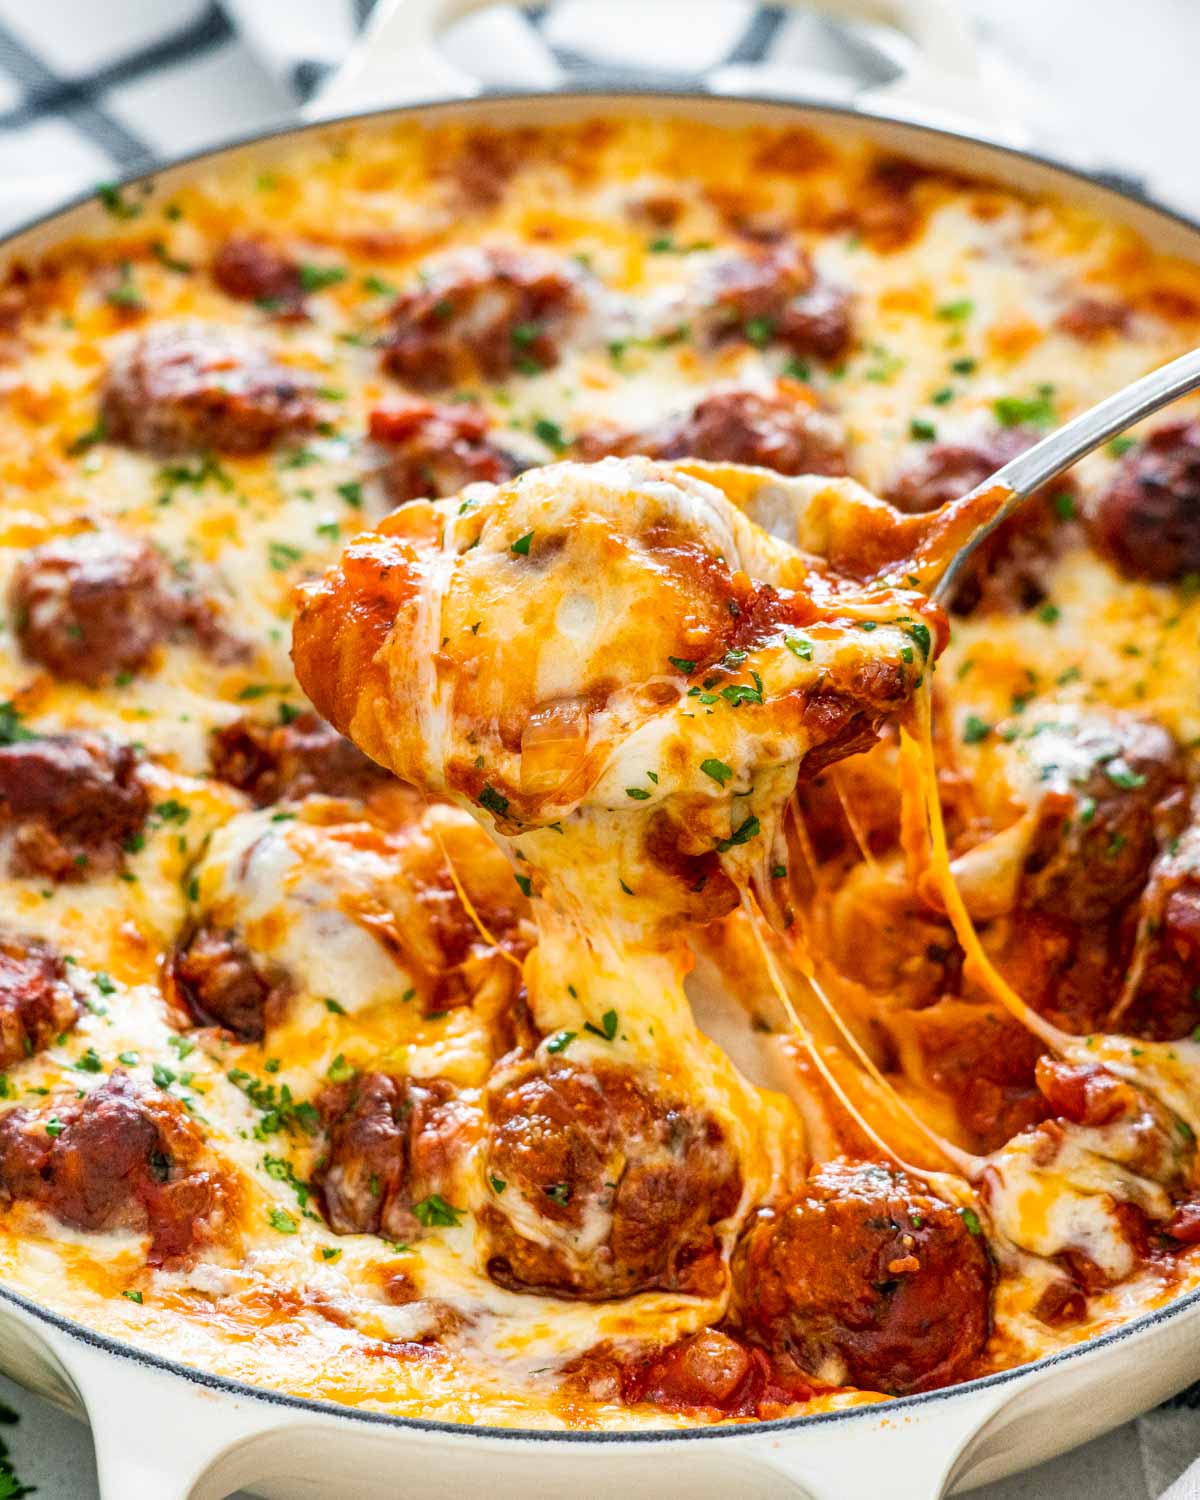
[933,345,1200,603]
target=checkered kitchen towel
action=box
[0,1,1199,1497]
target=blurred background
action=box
[0,1,1196,1495]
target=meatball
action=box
[731,1159,992,1394]
[884,1000,1047,1154]
[1087,421,1200,582]
[0,1070,232,1262]
[0,934,80,1070]
[380,246,588,390]
[165,926,289,1041]
[575,385,848,477]
[314,1071,469,1240]
[1126,875,1200,1039]
[209,709,391,806]
[368,399,518,504]
[0,732,149,882]
[102,321,318,455]
[212,235,306,317]
[1020,716,1187,926]
[703,245,854,361]
[13,531,180,686]
[884,427,1078,615]
[1055,296,1130,342]
[481,1054,742,1299]
[885,429,1035,516]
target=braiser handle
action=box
[306,0,1022,144]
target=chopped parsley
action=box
[546,1030,575,1054]
[544,1183,571,1205]
[962,715,991,745]
[96,180,141,219]
[268,1207,298,1234]
[268,540,304,572]
[0,703,34,747]
[326,1053,354,1083]
[122,1289,144,1304]
[936,298,974,322]
[71,1048,103,1074]
[336,480,363,509]
[1107,435,1137,458]
[716,814,761,853]
[959,1207,983,1236]
[515,873,533,898]
[479,783,509,817]
[700,758,733,786]
[785,636,814,662]
[909,418,937,442]
[743,316,776,348]
[412,1193,464,1228]
[324,997,346,1015]
[583,1009,619,1042]
[668,656,696,675]
[533,418,568,453]
[993,384,1056,429]
[625,786,651,800]
[510,531,534,556]
[298,263,347,293]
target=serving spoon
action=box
[933,344,1200,602]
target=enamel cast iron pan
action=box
[3,2,1200,1495]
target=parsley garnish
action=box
[533,418,567,453]
[962,715,991,744]
[546,1030,575,1054]
[625,787,651,800]
[413,1193,464,1228]
[701,758,733,786]
[479,784,509,817]
[584,1009,619,1042]
[993,384,1056,429]
[0,703,33,747]
[299,264,347,293]
[716,815,760,853]
[785,637,814,662]
[268,1207,298,1234]
[668,656,696,674]
[510,531,534,556]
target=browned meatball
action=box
[704,245,854,361]
[0,1070,234,1262]
[314,1071,470,1241]
[0,934,81,1069]
[883,1001,1048,1154]
[885,428,1076,615]
[368,399,518,504]
[212,235,306,317]
[1020,716,1187,925]
[13,531,179,685]
[481,1054,742,1299]
[1055,296,1130,342]
[575,385,848,477]
[731,1159,992,1394]
[380,246,588,390]
[102,322,318,455]
[1125,875,1200,1039]
[0,733,148,882]
[1087,422,1200,582]
[165,926,289,1042]
[885,428,1034,515]
[209,709,390,806]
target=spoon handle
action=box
[933,344,1200,602]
